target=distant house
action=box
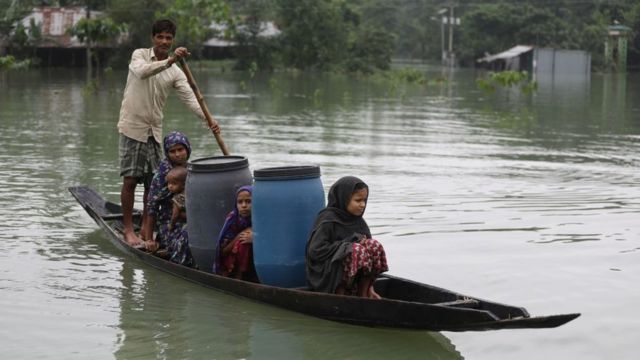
[202,21,280,59]
[476,45,591,78]
[19,7,121,67]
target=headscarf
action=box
[146,131,192,217]
[163,131,191,159]
[156,131,192,191]
[313,176,370,233]
[305,176,371,293]
[213,185,253,274]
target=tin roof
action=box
[20,6,114,48]
[476,45,533,63]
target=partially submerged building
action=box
[18,7,120,67]
[604,23,632,72]
[476,45,591,79]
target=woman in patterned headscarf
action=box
[141,131,193,267]
[306,176,388,298]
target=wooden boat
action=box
[69,185,580,332]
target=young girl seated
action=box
[214,186,257,281]
[306,176,388,299]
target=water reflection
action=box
[99,235,462,359]
[249,321,462,360]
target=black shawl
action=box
[305,176,371,293]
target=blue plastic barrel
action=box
[186,156,252,272]
[252,166,325,287]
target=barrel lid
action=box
[188,156,249,172]
[254,165,321,180]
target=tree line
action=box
[1,0,639,72]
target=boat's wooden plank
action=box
[376,274,530,320]
[101,212,142,221]
[464,313,582,331]
[434,299,480,308]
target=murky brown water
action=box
[1,66,639,359]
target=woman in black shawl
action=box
[306,176,388,298]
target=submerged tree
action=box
[274,0,394,73]
[68,16,126,78]
[346,25,394,74]
[9,17,41,59]
[108,0,169,51]
[276,0,348,70]
[157,0,234,59]
[0,0,32,56]
[232,0,279,72]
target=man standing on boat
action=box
[117,19,220,246]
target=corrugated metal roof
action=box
[477,45,533,63]
[20,7,116,48]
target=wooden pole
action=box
[178,58,230,155]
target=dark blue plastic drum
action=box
[186,156,252,272]
[252,166,325,287]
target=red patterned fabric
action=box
[221,241,254,277]
[341,238,388,292]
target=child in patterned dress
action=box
[306,176,388,299]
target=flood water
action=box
[1,65,639,359]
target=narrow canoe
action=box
[69,185,580,332]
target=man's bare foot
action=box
[139,226,147,240]
[368,286,382,299]
[124,231,143,246]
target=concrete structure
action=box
[476,45,591,79]
[604,23,632,72]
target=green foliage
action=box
[345,25,394,74]
[521,80,538,95]
[458,4,572,66]
[455,0,640,68]
[276,0,348,70]
[0,0,32,52]
[232,0,279,71]
[380,0,440,61]
[103,66,113,78]
[476,71,537,94]
[0,0,27,31]
[390,67,427,85]
[108,0,170,50]
[6,0,640,73]
[309,0,640,68]
[623,3,640,65]
[67,16,125,80]
[67,17,126,45]
[11,22,29,47]
[7,16,40,60]
[83,78,100,95]
[0,54,15,70]
[369,67,429,89]
[157,0,233,58]
[274,0,393,73]
[0,55,33,70]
